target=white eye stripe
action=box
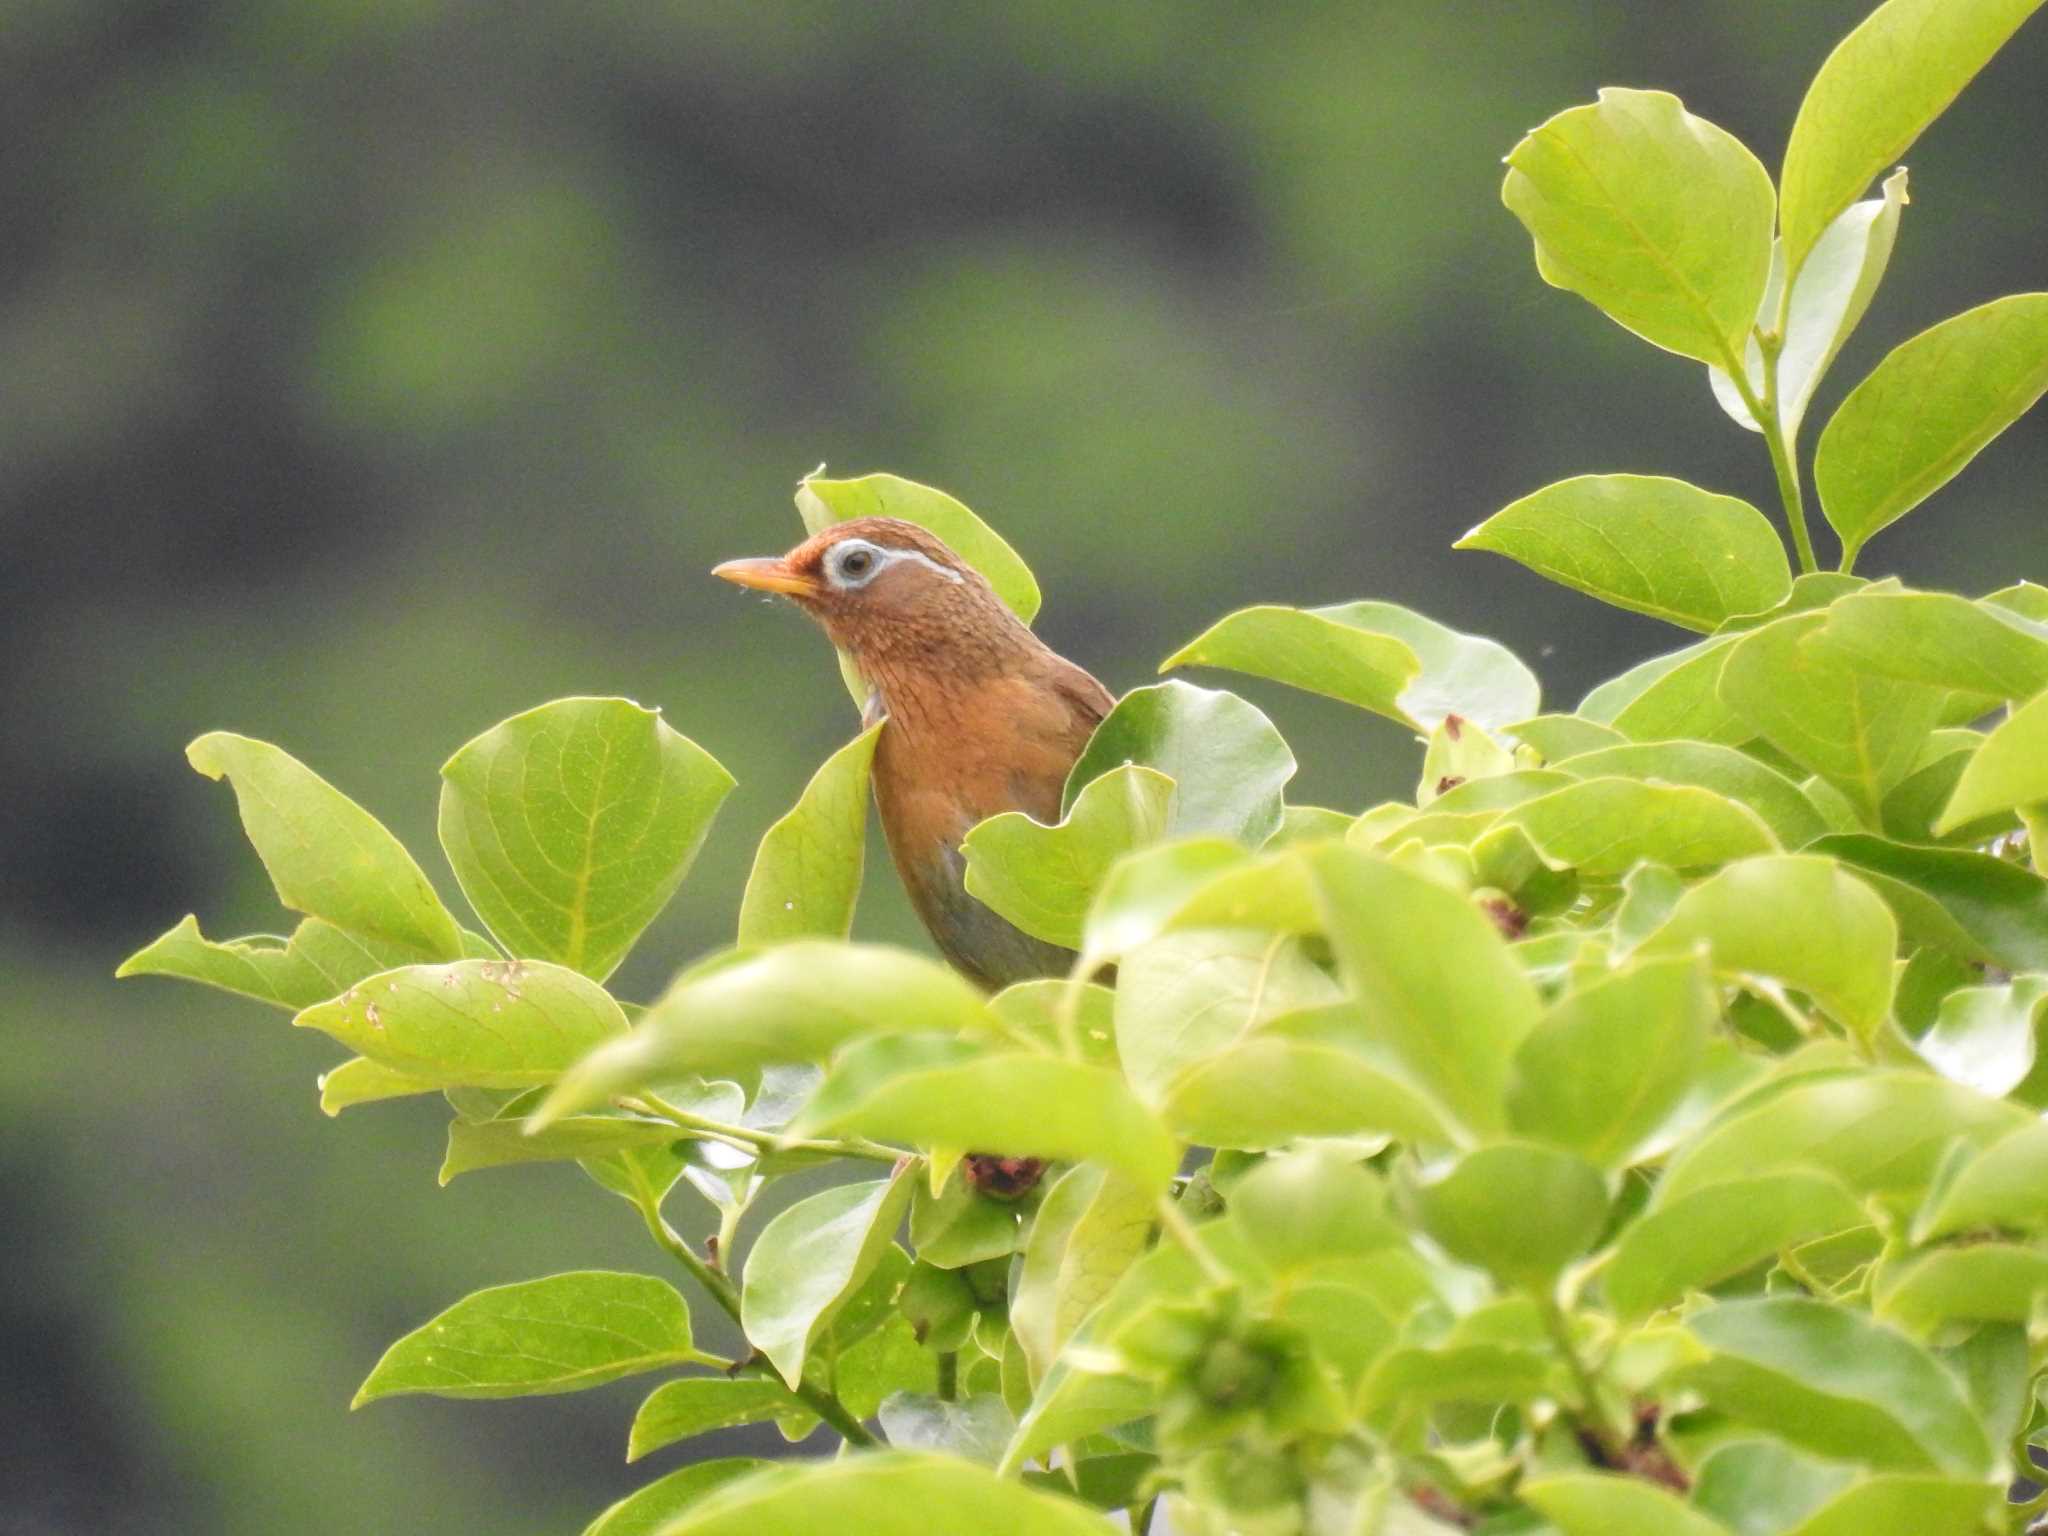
[825,540,965,589]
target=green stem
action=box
[634,1184,877,1448]
[1133,1495,1161,1534]
[1727,335,1820,576]
[937,1351,959,1403]
[629,1092,901,1165]
[1156,1192,1231,1288]
[1536,1295,1622,1461]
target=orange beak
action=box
[712,556,820,598]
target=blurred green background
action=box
[5,2,2043,1529]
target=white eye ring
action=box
[827,539,887,588]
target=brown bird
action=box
[714,516,1114,990]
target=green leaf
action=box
[1498,777,1776,877]
[437,698,733,981]
[1915,1120,2048,1241]
[626,1375,800,1462]
[1012,1165,1157,1385]
[352,1271,704,1406]
[1509,714,1627,763]
[185,732,463,960]
[1693,1442,1857,1536]
[1682,1297,1996,1477]
[740,1167,916,1388]
[1781,1477,2001,1536]
[1658,1071,2024,1209]
[910,1173,1023,1270]
[962,766,1173,948]
[1360,1343,1558,1416]
[1916,975,2048,1099]
[293,958,628,1087]
[737,724,882,946]
[117,913,432,1011]
[1502,88,1775,369]
[1811,833,2048,971]
[1712,169,1909,440]
[988,978,1119,1064]
[1227,1147,1404,1277]
[1641,854,1897,1041]
[877,1392,1015,1465]
[1779,0,2045,283]
[1063,682,1294,845]
[583,1459,767,1536]
[1807,590,2048,701]
[1552,741,1829,848]
[1605,1171,1868,1319]
[1939,692,2048,833]
[1720,613,1946,824]
[1159,1026,1457,1152]
[1586,637,1750,747]
[1407,1142,1608,1288]
[1077,839,1256,969]
[1309,845,1541,1136]
[1161,601,1539,732]
[1506,956,1714,1168]
[439,1110,681,1183]
[798,471,1041,624]
[318,1054,439,1114]
[796,1038,1179,1191]
[1875,1245,2048,1332]
[1457,476,1790,631]
[1816,294,2048,563]
[1522,1473,1732,1536]
[535,943,991,1125]
[1113,928,1342,1104]
[658,1451,1121,1536]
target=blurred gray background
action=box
[4,2,2044,1530]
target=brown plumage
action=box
[714,517,1114,989]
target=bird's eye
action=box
[836,546,876,580]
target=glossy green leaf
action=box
[909,1174,1024,1270]
[798,471,1041,623]
[1939,692,2048,833]
[1360,1343,1557,1415]
[1606,1171,1867,1318]
[535,943,991,1124]
[1712,169,1908,440]
[1509,714,1627,763]
[117,913,433,1011]
[1719,614,1945,823]
[1076,839,1255,969]
[1161,601,1538,732]
[659,1451,1120,1536]
[1012,1165,1157,1385]
[1782,1477,2002,1536]
[1498,777,1776,877]
[962,766,1173,948]
[583,1459,766,1536]
[1642,855,1896,1040]
[185,731,463,960]
[796,1038,1179,1191]
[740,1167,916,1388]
[877,1392,1014,1465]
[1552,741,1828,848]
[1779,0,2045,282]
[1227,1146,1404,1277]
[1503,88,1774,369]
[1808,590,2048,701]
[1114,928,1342,1104]
[317,1054,439,1114]
[1506,956,1713,1167]
[1658,1071,2024,1208]
[437,698,733,981]
[1682,1297,1995,1477]
[987,978,1118,1064]
[1160,1029,1456,1152]
[1812,833,2048,971]
[1063,681,1294,845]
[1875,1244,2048,1332]
[1408,1142,1608,1287]
[1309,845,1541,1136]
[1693,1441,1856,1536]
[1585,637,1750,746]
[1817,294,2048,563]
[352,1271,704,1406]
[1916,975,2048,1098]
[1457,476,1790,631]
[737,724,882,946]
[626,1375,800,1462]
[1915,1120,2048,1241]
[438,1109,683,1183]
[1522,1474,1731,1536]
[582,1459,767,1536]
[294,958,627,1088]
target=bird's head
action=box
[713,517,1024,668]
